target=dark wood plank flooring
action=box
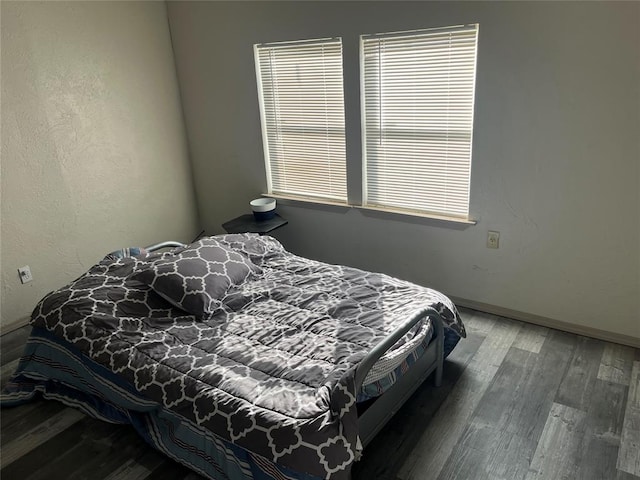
[1,308,638,479]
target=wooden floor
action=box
[1,308,639,480]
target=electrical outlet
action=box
[487,231,500,249]
[18,266,33,284]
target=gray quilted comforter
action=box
[31,234,464,478]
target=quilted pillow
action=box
[134,238,260,317]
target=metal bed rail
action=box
[355,308,445,448]
[354,307,444,390]
[145,241,186,252]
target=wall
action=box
[1,1,199,327]
[166,1,639,341]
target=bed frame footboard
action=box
[355,309,445,448]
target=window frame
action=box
[360,24,479,221]
[254,37,348,204]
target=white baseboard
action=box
[452,297,640,349]
[1,316,30,336]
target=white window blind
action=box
[254,38,347,203]
[361,25,479,218]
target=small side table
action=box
[222,213,288,235]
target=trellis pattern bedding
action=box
[4,328,319,480]
[2,234,464,479]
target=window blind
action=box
[255,38,347,202]
[361,25,479,218]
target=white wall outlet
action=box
[487,231,500,249]
[18,265,33,284]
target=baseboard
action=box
[451,297,640,349]
[1,316,30,336]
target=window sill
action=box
[355,205,476,225]
[264,194,476,225]
[264,193,349,209]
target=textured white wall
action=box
[167,1,639,340]
[1,1,199,326]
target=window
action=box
[254,38,347,203]
[361,25,479,219]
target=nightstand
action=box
[222,213,288,235]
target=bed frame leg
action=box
[434,313,444,387]
[434,360,443,387]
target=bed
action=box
[1,233,465,479]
